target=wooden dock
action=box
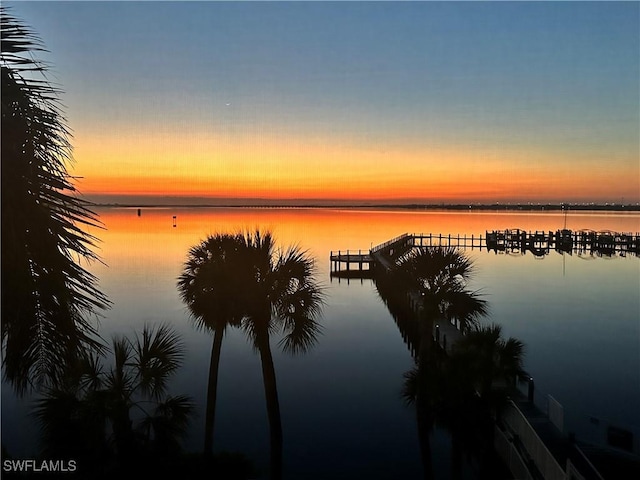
[411,232,486,250]
[406,290,463,352]
[376,275,465,359]
[330,229,640,275]
[328,250,372,271]
[332,229,640,479]
[329,233,413,273]
[484,228,640,256]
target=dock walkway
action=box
[328,250,371,271]
[330,230,639,275]
[331,229,640,479]
[404,289,463,352]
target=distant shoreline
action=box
[90,203,640,212]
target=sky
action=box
[6,1,640,205]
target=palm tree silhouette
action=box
[392,246,488,479]
[451,323,526,402]
[177,233,248,457]
[1,8,109,394]
[237,230,323,480]
[401,324,526,480]
[443,323,526,479]
[178,230,323,478]
[34,324,193,473]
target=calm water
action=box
[3,207,639,478]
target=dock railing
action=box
[370,233,409,254]
[329,249,367,260]
[501,400,567,480]
[494,425,536,480]
[411,233,486,249]
[332,229,639,275]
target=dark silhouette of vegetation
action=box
[388,246,488,479]
[33,324,194,478]
[378,246,525,478]
[401,323,526,479]
[179,230,323,479]
[393,246,488,335]
[238,230,324,480]
[447,324,526,479]
[178,233,249,457]
[1,7,109,395]
[452,323,525,403]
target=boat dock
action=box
[328,250,373,272]
[329,233,414,273]
[330,230,640,275]
[332,229,640,479]
[485,229,640,257]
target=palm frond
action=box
[77,351,105,392]
[499,337,526,380]
[132,324,185,400]
[152,394,194,434]
[442,288,489,332]
[1,7,109,394]
[137,394,194,456]
[177,233,247,331]
[395,246,476,295]
[33,384,111,461]
[401,368,418,406]
[277,316,322,355]
[104,336,135,401]
[270,244,324,354]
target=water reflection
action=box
[2,208,637,478]
[178,230,324,479]
[375,246,525,479]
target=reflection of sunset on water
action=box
[95,207,640,256]
[89,207,640,293]
[5,205,639,474]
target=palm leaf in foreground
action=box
[1,7,109,394]
[33,325,193,470]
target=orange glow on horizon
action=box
[72,128,640,203]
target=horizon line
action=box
[86,201,640,212]
[81,193,640,206]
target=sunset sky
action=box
[9,1,640,204]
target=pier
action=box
[332,228,640,479]
[328,250,373,273]
[484,228,640,257]
[331,228,640,479]
[330,229,640,275]
[376,270,465,360]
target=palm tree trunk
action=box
[204,327,224,457]
[415,307,436,480]
[257,330,283,480]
